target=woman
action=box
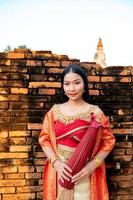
[39,64,115,200]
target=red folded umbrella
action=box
[59,115,102,190]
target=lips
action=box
[68,93,78,96]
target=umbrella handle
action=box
[56,188,66,200]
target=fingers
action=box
[63,168,72,179]
[64,163,72,173]
[60,170,71,181]
[72,169,87,183]
[58,162,72,181]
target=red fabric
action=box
[55,119,89,147]
[39,107,116,200]
[57,114,102,190]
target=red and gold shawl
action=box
[39,105,115,200]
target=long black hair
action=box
[60,64,90,102]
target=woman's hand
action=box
[71,160,97,183]
[54,159,72,183]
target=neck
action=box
[67,99,85,106]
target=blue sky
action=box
[0,0,133,66]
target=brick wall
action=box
[0,49,133,200]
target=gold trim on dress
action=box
[57,144,75,161]
[52,104,99,124]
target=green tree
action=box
[4,45,12,52]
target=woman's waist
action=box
[57,144,75,161]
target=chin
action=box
[69,96,82,101]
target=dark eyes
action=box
[64,82,81,85]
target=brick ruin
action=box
[0,49,133,200]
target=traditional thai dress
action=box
[39,104,115,200]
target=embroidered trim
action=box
[57,144,74,160]
[52,104,98,124]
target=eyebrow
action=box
[64,79,81,82]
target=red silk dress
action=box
[39,104,115,200]
[55,119,91,199]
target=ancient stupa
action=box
[94,38,107,68]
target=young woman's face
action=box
[63,72,84,101]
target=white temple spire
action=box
[94,38,107,68]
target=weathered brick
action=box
[29,81,61,88]
[112,129,133,134]
[0,80,28,87]
[0,187,15,193]
[0,180,26,186]
[112,149,125,155]
[5,173,24,179]
[39,88,55,95]
[0,144,8,152]
[110,174,133,182]
[10,88,28,94]
[0,95,8,101]
[29,101,44,109]
[39,179,43,185]
[115,142,132,148]
[118,181,133,188]
[101,76,115,82]
[18,166,34,173]
[27,123,42,130]
[34,159,45,165]
[35,166,43,172]
[0,59,11,66]
[32,130,40,137]
[11,158,34,166]
[9,102,29,109]
[0,153,29,159]
[34,151,44,158]
[0,131,8,138]
[37,192,43,199]
[47,68,63,74]
[0,173,3,179]
[117,195,133,200]
[0,102,8,109]
[6,66,27,73]
[9,73,29,80]
[0,110,8,117]
[25,172,41,179]
[10,145,31,152]
[126,148,133,154]
[7,52,25,59]
[113,155,132,162]
[2,193,35,200]
[26,60,42,66]
[9,137,27,145]
[89,89,99,95]
[88,76,100,82]
[0,166,17,173]
[120,77,131,82]
[43,60,60,67]
[16,185,42,193]
[9,131,30,137]
[0,88,9,94]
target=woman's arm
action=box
[72,110,115,183]
[39,112,72,182]
[72,150,110,183]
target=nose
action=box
[69,84,75,90]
